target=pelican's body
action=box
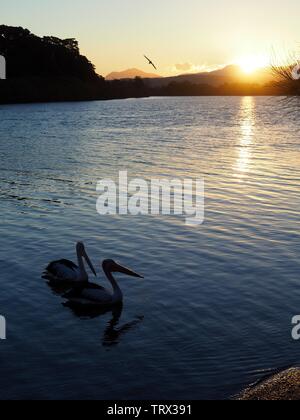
[64,259,143,306]
[44,242,97,284]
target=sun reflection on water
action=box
[236,96,255,177]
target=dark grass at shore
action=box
[271,49,300,96]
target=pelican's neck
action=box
[77,249,87,280]
[104,266,123,302]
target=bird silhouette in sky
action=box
[144,55,157,71]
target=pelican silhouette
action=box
[64,259,143,306]
[144,55,157,71]
[43,242,97,284]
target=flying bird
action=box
[64,259,143,306]
[43,242,97,284]
[144,55,157,71]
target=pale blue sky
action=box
[1,0,299,76]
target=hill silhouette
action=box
[144,65,275,88]
[0,25,289,104]
[0,25,107,103]
[0,25,98,81]
[106,68,161,80]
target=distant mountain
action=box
[144,65,274,88]
[106,68,162,80]
[106,65,274,87]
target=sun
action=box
[237,55,269,74]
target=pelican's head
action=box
[103,259,144,279]
[77,242,97,277]
[76,242,85,254]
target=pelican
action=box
[144,55,157,71]
[44,242,97,284]
[64,259,143,306]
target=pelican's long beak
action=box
[83,251,97,277]
[114,262,144,279]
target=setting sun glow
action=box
[237,55,269,74]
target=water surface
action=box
[0,97,299,400]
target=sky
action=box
[1,0,300,76]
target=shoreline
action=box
[0,94,290,106]
[236,368,300,400]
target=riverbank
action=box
[236,368,300,400]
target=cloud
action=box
[175,62,193,72]
[171,62,223,75]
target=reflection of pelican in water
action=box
[43,242,97,284]
[64,302,144,347]
[63,300,122,319]
[64,259,143,307]
[103,313,144,348]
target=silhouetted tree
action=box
[0,26,98,81]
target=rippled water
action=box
[0,97,299,400]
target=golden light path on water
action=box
[236,96,255,177]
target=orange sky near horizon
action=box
[1,0,300,77]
